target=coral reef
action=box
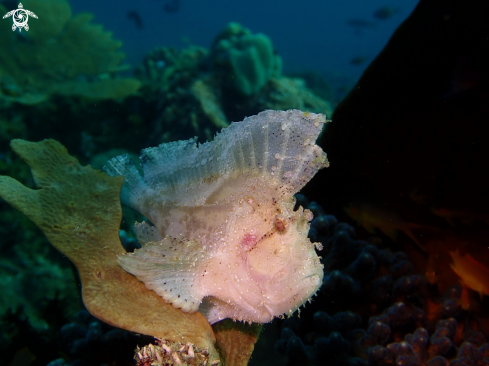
[0,22,334,364]
[0,21,332,163]
[0,0,140,104]
[135,22,332,144]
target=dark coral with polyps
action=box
[273,196,489,366]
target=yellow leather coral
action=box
[0,139,263,365]
[0,139,219,361]
[0,0,140,104]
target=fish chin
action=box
[244,225,324,318]
[263,241,324,316]
[243,271,323,323]
[269,272,323,317]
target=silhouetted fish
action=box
[350,56,369,65]
[127,10,143,29]
[346,18,376,28]
[164,0,180,13]
[373,6,400,20]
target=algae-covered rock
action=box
[0,0,140,104]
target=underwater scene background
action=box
[0,0,488,365]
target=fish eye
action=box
[275,216,287,232]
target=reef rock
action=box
[105,109,328,324]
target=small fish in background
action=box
[350,56,369,65]
[127,10,143,29]
[164,0,180,13]
[373,6,400,20]
[344,203,426,251]
[346,19,376,35]
[450,250,489,308]
[346,18,376,28]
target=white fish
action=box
[104,109,329,324]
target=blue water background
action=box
[70,0,419,89]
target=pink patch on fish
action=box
[241,233,258,250]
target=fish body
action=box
[127,10,143,29]
[350,56,369,65]
[450,250,489,299]
[373,6,400,20]
[104,110,328,324]
[346,18,376,28]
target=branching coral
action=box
[0,0,140,104]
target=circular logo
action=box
[12,9,28,29]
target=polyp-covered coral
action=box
[271,197,489,366]
[0,0,140,104]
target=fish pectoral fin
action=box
[117,236,208,313]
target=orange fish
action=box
[344,203,425,250]
[449,250,489,300]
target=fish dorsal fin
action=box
[117,236,208,312]
[106,109,328,211]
